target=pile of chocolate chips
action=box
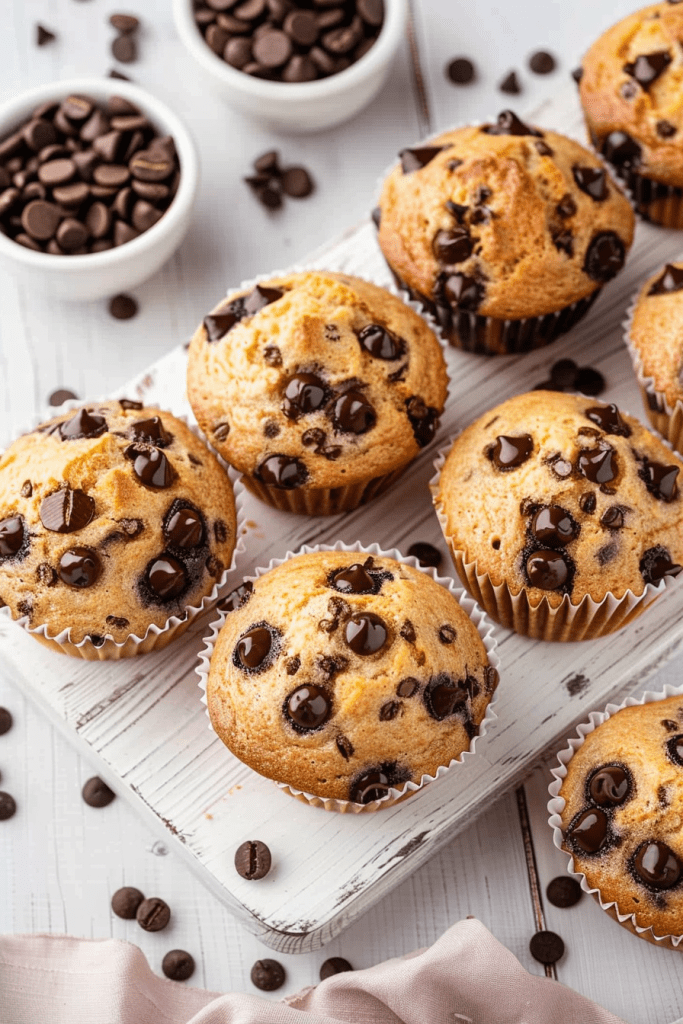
[244,149,314,210]
[534,358,605,397]
[193,0,384,82]
[0,93,180,255]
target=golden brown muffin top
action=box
[376,113,635,321]
[186,271,448,492]
[629,261,683,408]
[206,550,498,803]
[579,2,683,186]
[0,401,237,645]
[559,695,683,938]
[435,390,683,608]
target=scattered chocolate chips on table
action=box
[320,957,353,980]
[534,358,605,397]
[529,50,556,74]
[234,839,272,879]
[48,387,79,406]
[194,0,384,81]
[82,776,116,808]
[407,541,442,568]
[529,929,565,965]
[0,93,180,255]
[36,24,57,47]
[245,149,314,210]
[162,950,195,982]
[109,293,139,319]
[0,791,17,820]
[251,958,286,991]
[111,886,145,919]
[0,707,13,735]
[546,875,582,908]
[499,70,521,94]
[446,57,475,85]
[136,896,171,932]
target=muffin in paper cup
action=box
[196,541,500,814]
[430,390,683,642]
[186,268,449,515]
[548,683,683,950]
[624,262,683,456]
[0,400,246,660]
[372,109,634,356]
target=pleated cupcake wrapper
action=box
[547,682,683,951]
[0,400,247,660]
[196,540,500,814]
[605,160,683,230]
[623,284,683,458]
[429,417,678,642]
[371,116,631,355]
[200,266,451,515]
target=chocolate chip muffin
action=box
[203,549,499,807]
[0,401,237,658]
[626,261,683,452]
[556,694,683,945]
[186,271,448,515]
[432,391,683,640]
[578,1,683,227]
[375,111,635,355]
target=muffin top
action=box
[435,391,683,608]
[376,112,635,321]
[206,550,498,804]
[579,2,683,187]
[186,271,448,492]
[559,695,683,938]
[0,401,237,645]
[630,261,683,409]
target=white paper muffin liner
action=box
[196,540,500,814]
[429,402,681,641]
[548,682,683,950]
[623,278,683,458]
[371,115,632,356]
[0,400,247,660]
[190,266,451,515]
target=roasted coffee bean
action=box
[112,34,138,63]
[546,876,582,908]
[285,684,332,729]
[407,541,442,568]
[528,51,556,75]
[82,776,116,807]
[589,765,630,806]
[529,931,564,965]
[234,840,272,879]
[345,612,387,655]
[567,807,609,853]
[111,886,145,919]
[109,294,138,319]
[320,957,353,980]
[162,950,195,982]
[633,841,682,889]
[251,959,285,991]
[0,792,17,820]
[147,556,187,600]
[0,707,13,735]
[137,897,171,932]
[446,57,475,85]
[0,516,25,558]
[40,488,95,533]
[499,70,521,94]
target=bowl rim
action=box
[172,0,407,100]
[0,77,199,273]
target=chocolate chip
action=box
[600,131,641,172]
[109,293,138,320]
[36,24,57,46]
[405,396,438,447]
[281,165,314,197]
[623,50,671,89]
[357,323,404,360]
[82,776,115,807]
[218,580,253,613]
[165,505,204,549]
[572,165,607,201]
[349,762,408,803]
[499,71,521,94]
[407,541,441,568]
[329,563,373,594]
[638,457,679,501]
[640,545,682,584]
[577,444,618,486]
[549,358,577,390]
[600,506,624,530]
[657,119,677,138]
[320,957,353,980]
[583,231,626,283]
[574,367,605,396]
[438,624,456,644]
[20,199,61,240]
[129,417,170,446]
[40,488,95,533]
[649,263,683,295]
[526,549,569,590]
[59,547,101,588]
[483,110,542,137]
[556,194,577,219]
[59,407,107,440]
[147,555,187,600]
[336,734,354,759]
[282,372,327,419]
[235,623,277,670]
[423,673,468,721]
[529,51,556,75]
[106,615,129,630]
[436,271,485,313]
[531,506,578,547]
[572,66,583,83]
[345,612,387,655]
[433,226,473,265]
[400,146,444,173]
[332,390,376,434]
[589,764,630,805]
[48,388,78,406]
[489,434,533,470]
[632,841,682,890]
[125,444,175,488]
[285,684,332,730]
[397,677,419,697]
[0,516,25,558]
[111,886,145,919]
[256,454,308,489]
[552,229,573,256]
[137,897,171,932]
[667,734,683,766]
[546,876,582,908]
[566,807,609,853]
[529,931,564,965]
[446,57,475,85]
[579,493,596,514]
[162,950,195,982]
[585,403,630,437]
[251,959,285,991]
[0,707,13,735]
[234,840,272,879]
[0,792,17,820]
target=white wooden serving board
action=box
[3,88,683,954]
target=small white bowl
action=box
[0,78,199,302]
[172,0,407,133]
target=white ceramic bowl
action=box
[172,0,407,133]
[0,78,199,302]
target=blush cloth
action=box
[0,917,629,1024]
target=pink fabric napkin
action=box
[0,917,626,1024]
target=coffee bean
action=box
[36,24,57,46]
[446,57,475,85]
[546,876,582,908]
[0,792,16,820]
[320,957,353,980]
[137,897,171,932]
[235,840,272,879]
[251,959,285,991]
[162,950,195,982]
[112,34,138,63]
[110,13,140,33]
[529,51,556,75]
[529,930,564,964]
[82,776,115,807]
[111,886,145,919]
[281,166,314,197]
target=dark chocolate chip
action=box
[531,505,578,546]
[407,541,441,568]
[82,776,115,807]
[256,454,308,489]
[577,444,618,485]
[483,110,542,137]
[217,580,253,613]
[58,547,101,587]
[136,897,171,932]
[213,422,230,441]
[345,612,387,655]
[111,886,145,919]
[234,840,272,879]
[331,563,375,594]
[400,620,416,643]
[331,390,376,434]
[36,24,57,46]
[632,841,682,890]
[649,263,683,295]
[423,673,468,721]
[438,624,456,644]
[574,367,605,396]
[165,505,204,549]
[0,516,25,557]
[40,488,95,533]
[600,131,641,171]
[59,407,107,440]
[446,57,475,85]
[600,506,625,530]
[499,71,521,94]
[638,458,679,501]
[285,684,332,730]
[433,226,473,265]
[572,165,607,201]
[235,623,276,670]
[529,50,556,74]
[583,231,626,283]
[129,417,170,447]
[48,388,79,407]
[106,615,129,630]
[320,957,353,980]
[556,194,577,219]
[0,792,17,820]
[397,677,419,697]
[667,735,683,766]
[437,270,485,312]
[566,807,609,853]
[623,50,671,89]
[579,492,596,514]
[0,707,13,735]
[399,146,444,173]
[552,229,573,256]
[358,323,404,360]
[251,959,285,991]
[657,120,677,138]
[529,931,564,966]
[147,555,187,600]
[572,67,583,83]
[585,403,630,436]
[162,950,195,982]
[546,876,582,908]
[526,549,569,590]
[336,735,354,760]
[640,545,682,584]
[282,372,328,419]
[405,396,438,447]
[109,294,138,320]
[253,29,292,67]
[349,762,408,803]
[125,444,175,488]
[589,764,630,806]
[489,434,533,470]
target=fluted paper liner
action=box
[196,540,500,814]
[0,401,247,660]
[548,683,683,951]
[193,266,450,515]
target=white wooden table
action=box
[1,1,682,1021]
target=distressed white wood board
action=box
[4,87,683,955]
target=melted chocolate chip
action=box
[445,199,468,222]
[556,194,577,218]
[578,445,618,485]
[572,166,607,201]
[345,612,388,655]
[657,120,677,139]
[204,311,240,342]
[119,399,143,411]
[58,547,101,587]
[597,541,618,566]
[218,580,253,613]
[531,506,578,546]
[164,504,204,549]
[600,506,625,529]
[204,287,283,341]
[234,622,278,670]
[336,735,354,760]
[397,677,419,697]
[37,563,57,586]
[0,516,24,557]
[588,765,630,806]
[585,403,631,437]
[358,324,405,360]
[580,492,596,514]
[40,488,95,533]
[640,545,682,584]
[632,841,682,890]
[552,229,573,256]
[213,422,230,441]
[547,454,573,479]
[433,226,473,265]
[282,373,328,420]
[526,549,569,590]
[667,735,683,766]
[256,454,308,489]
[263,345,282,367]
[583,232,626,283]
[285,684,332,730]
[649,263,683,295]
[623,50,671,89]
[407,542,441,568]
[59,407,107,440]
[489,434,533,470]
[438,624,456,644]
[20,480,32,498]
[400,146,444,173]
[535,140,553,156]
[147,555,187,600]
[638,457,679,501]
[436,271,485,312]
[600,131,641,172]
[566,807,609,854]
[330,563,376,594]
[129,416,170,447]
[332,391,376,434]
[423,673,469,721]
[483,110,542,137]
[125,444,175,488]
[400,620,416,643]
[405,396,439,447]
[379,700,402,721]
[349,762,409,803]
[106,615,129,629]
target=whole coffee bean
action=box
[251,959,285,991]
[0,707,13,735]
[136,897,171,932]
[162,949,195,981]
[0,792,16,820]
[320,956,353,980]
[82,776,116,808]
[111,886,145,919]
[281,166,314,197]
[235,840,272,879]
[529,930,565,965]
[112,34,138,63]
[546,876,582,908]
